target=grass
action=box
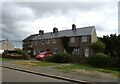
[54,63,119,75]
[12,61,59,66]
[10,60,120,76]
[0,58,11,61]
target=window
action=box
[70,37,75,43]
[84,48,89,57]
[34,41,37,45]
[33,49,36,55]
[40,49,44,53]
[46,39,50,44]
[52,39,56,43]
[41,40,44,44]
[72,48,79,54]
[82,36,87,42]
[53,48,58,54]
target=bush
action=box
[15,49,24,54]
[107,56,119,68]
[91,41,105,53]
[87,53,107,67]
[52,53,70,63]
[44,55,54,62]
[2,49,28,59]
[2,50,8,55]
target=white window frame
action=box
[52,39,56,43]
[70,37,75,43]
[53,48,58,54]
[72,48,79,54]
[82,36,87,42]
[85,48,89,57]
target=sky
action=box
[1,0,119,48]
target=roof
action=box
[0,40,6,43]
[23,34,38,42]
[23,26,95,41]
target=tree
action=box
[91,40,105,53]
[101,34,120,57]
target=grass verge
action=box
[10,60,120,76]
[54,63,119,76]
[12,61,59,66]
[0,58,11,61]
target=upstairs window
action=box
[70,37,75,43]
[82,36,87,42]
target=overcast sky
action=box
[1,0,119,48]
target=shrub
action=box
[87,53,107,67]
[69,55,82,63]
[15,49,24,54]
[52,53,70,63]
[2,49,28,59]
[44,55,54,62]
[2,50,8,55]
[107,56,119,68]
[91,40,105,53]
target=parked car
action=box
[36,51,53,60]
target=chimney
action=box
[39,30,44,35]
[72,24,76,30]
[53,27,58,33]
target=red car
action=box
[36,51,53,60]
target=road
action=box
[2,68,70,83]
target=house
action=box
[0,39,14,53]
[23,24,97,62]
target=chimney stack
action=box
[39,30,44,35]
[72,24,76,30]
[53,27,58,33]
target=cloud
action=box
[2,2,35,40]
[1,1,118,48]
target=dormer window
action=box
[82,36,87,42]
[70,37,75,43]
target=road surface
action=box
[2,67,70,83]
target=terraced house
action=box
[23,24,97,62]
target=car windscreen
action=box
[40,52,46,55]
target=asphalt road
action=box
[2,68,70,83]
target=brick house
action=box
[23,24,97,61]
